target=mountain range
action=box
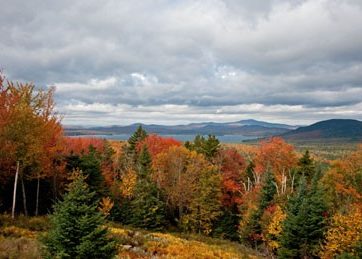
[281,119,362,141]
[65,119,297,138]
[65,119,362,141]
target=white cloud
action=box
[1,0,362,125]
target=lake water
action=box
[70,134,257,143]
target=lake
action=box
[70,134,257,143]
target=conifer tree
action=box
[42,172,117,259]
[130,146,166,229]
[79,145,105,196]
[278,171,328,258]
[186,134,220,160]
[241,169,277,246]
[298,150,315,180]
[127,125,147,156]
[137,145,152,179]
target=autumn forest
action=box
[0,74,361,259]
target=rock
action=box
[122,245,132,250]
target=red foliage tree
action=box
[218,148,247,207]
[136,134,181,158]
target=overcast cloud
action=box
[1,0,362,125]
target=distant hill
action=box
[281,119,362,141]
[64,119,296,138]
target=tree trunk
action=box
[35,177,40,216]
[11,161,20,219]
[21,176,28,216]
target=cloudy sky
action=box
[1,0,362,126]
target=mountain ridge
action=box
[281,119,362,141]
[64,119,297,137]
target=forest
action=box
[1,75,362,258]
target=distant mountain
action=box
[64,119,296,138]
[281,119,362,140]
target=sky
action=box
[1,0,362,126]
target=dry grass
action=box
[0,215,263,259]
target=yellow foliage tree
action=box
[263,205,286,251]
[321,205,362,258]
[119,169,137,198]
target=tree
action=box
[152,146,210,222]
[181,168,222,235]
[213,148,246,240]
[322,145,362,210]
[0,75,63,218]
[42,172,117,259]
[130,180,166,230]
[298,150,315,179]
[136,134,181,158]
[130,146,166,229]
[255,137,298,194]
[127,125,147,156]
[240,169,277,246]
[321,205,362,258]
[186,134,220,160]
[278,173,328,258]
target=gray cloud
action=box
[1,0,362,125]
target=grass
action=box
[0,215,263,259]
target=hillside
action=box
[0,215,262,259]
[65,119,295,137]
[282,119,362,141]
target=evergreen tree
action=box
[130,180,166,230]
[186,134,220,160]
[278,172,328,258]
[241,169,277,246]
[298,150,315,180]
[42,173,117,259]
[127,125,147,156]
[213,205,240,241]
[79,146,105,196]
[137,145,152,179]
[130,146,166,229]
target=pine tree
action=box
[79,145,105,196]
[130,180,166,230]
[241,169,277,246]
[213,205,240,241]
[186,134,220,160]
[127,125,147,155]
[298,150,315,180]
[42,172,117,259]
[130,146,166,229]
[278,172,328,258]
[137,145,152,179]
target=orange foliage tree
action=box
[321,205,362,258]
[322,144,362,210]
[136,134,181,158]
[254,137,298,194]
[217,148,247,207]
[0,74,64,217]
[152,146,212,220]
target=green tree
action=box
[186,134,220,160]
[278,172,328,258]
[181,168,222,235]
[42,172,117,259]
[241,169,277,246]
[130,180,166,230]
[127,125,147,156]
[298,150,315,180]
[79,146,106,196]
[137,145,152,179]
[130,146,166,229]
